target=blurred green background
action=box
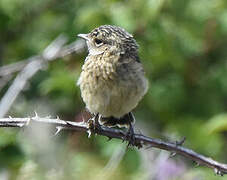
[1,0,227,179]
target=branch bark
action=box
[0,116,226,175]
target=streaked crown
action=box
[78,25,139,57]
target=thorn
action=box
[9,116,13,119]
[54,126,63,136]
[194,161,200,167]
[18,123,25,128]
[140,140,145,146]
[87,129,92,138]
[170,152,177,157]
[34,111,38,119]
[56,116,60,120]
[133,141,143,149]
[45,115,51,119]
[214,168,224,176]
[65,121,72,125]
[25,117,31,126]
[122,136,126,143]
[176,137,186,146]
[126,143,131,149]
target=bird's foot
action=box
[123,122,142,148]
[87,114,102,134]
[125,123,136,148]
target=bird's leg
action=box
[127,121,136,147]
[94,113,102,131]
[124,112,136,147]
[87,113,102,133]
[126,112,143,148]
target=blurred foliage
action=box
[205,114,227,134]
[1,0,227,179]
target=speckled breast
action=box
[77,54,148,118]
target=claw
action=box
[87,114,102,136]
[128,123,136,147]
[94,114,102,132]
[122,121,136,148]
[87,118,94,138]
[122,112,142,148]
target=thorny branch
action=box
[0,116,227,176]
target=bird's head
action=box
[78,25,138,56]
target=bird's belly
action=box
[78,71,147,118]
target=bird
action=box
[77,25,148,143]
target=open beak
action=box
[77,33,89,41]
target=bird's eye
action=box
[94,38,103,46]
